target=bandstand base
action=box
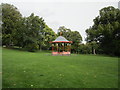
[52,52,71,56]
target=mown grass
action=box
[2,47,118,88]
[0,47,2,89]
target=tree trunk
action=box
[93,49,96,55]
[39,44,41,51]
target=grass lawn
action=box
[2,47,118,88]
[0,47,2,89]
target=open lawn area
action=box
[2,48,118,88]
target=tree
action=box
[2,3,57,52]
[19,13,46,51]
[15,13,56,51]
[41,25,56,50]
[2,3,22,47]
[58,26,82,53]
[87,41,99,55]
[13,17,26,48]
[0,4,2,46]
[86,6,120,56]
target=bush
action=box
[25,43,38,52]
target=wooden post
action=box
[69,45,70,52]
[52,44,54,52]
[62,43,64,51]
[57,43,58,52]
[53,46,54,52]
[70,44,71,52]
[67,44,69,52]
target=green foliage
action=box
[2,3,22,46]
[78,44,91,54]
[86,6,120,56]
[58,26,82,53]
[0,4,2,46]
[77,42,99,54]
[41,25,56,50]
[22,13,44,51]
[25,43,38,52]
[2,3,56,52]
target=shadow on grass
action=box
[2,46,51,54]
[3,46,26,51]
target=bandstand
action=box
[49,36,72,55]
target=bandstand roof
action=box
[50,36,72,43]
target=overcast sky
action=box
[1,0,119,43]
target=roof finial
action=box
[60,32,62,36]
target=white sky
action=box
[1,0,119,43]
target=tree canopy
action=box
[2,3,56,51]
[86,6,120,56]
[58,26,82,53]
[2,3,22,46]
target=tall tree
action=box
[2,3,22,47]
[2,3,57,52]
[58,26,82,53]
[86,6,120,56]
[19,13,46,51]
[0,4,2,46]
[16,13,56,51]
[41,25,56,50]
